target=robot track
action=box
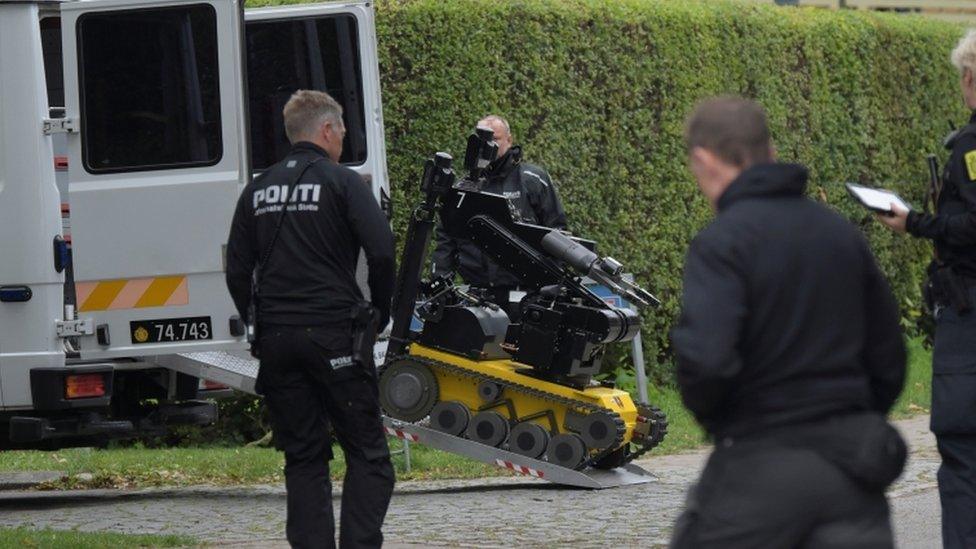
[379,345,667,470]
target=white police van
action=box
[0,0,390,449]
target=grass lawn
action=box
[891,335,933,418]
[0,527,195,548]
[645,382,707,454]
[0,438,498,490]
[0,337,932,490]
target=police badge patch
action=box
[965,150,976,181]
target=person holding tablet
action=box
[876,29,976,549]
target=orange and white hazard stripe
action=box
[76,276,188,312]
[384,426,420,442]
[495,459,545,478]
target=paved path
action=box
[0,416,942,548]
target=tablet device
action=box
[845,183,911,214]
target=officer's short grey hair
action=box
[282,90,344,144]
[952,29,976,76]
[480,114,511,136]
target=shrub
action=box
[242,0,962,376]
[374,0,964,376]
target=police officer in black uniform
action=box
[431,115,567,315]
[671,97,907,548]
[226,90,396,549]
[876,30,976,549]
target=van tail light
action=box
[65,373,106,399]
[199,379,228,391]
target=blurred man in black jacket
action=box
[226,90,395,549]
[670,97,906,548]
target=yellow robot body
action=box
[381,344,664,469]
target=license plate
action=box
[130,316,213,344]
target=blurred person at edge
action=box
[876,29,976,549]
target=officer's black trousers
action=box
[670,435,893,548]
[259,325,394,549]
[931,290,976,549]
[936,434,976,548]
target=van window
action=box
[246,15,366,170]
[40,17,64,110]
[78,5,222,173]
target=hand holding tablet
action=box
[845,183,911,216]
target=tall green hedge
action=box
[374,0,966,374]
[254,0,967,375]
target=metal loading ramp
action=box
[383,419,656,489]
[153,351,658,490]
[155,351,260,395]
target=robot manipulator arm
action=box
[540,230,661,309]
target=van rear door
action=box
[58,0,388,360]
[60,0,248,359]
[245,2,390,214]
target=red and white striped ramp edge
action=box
[495,459,545,479]
[384,426,419,442]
